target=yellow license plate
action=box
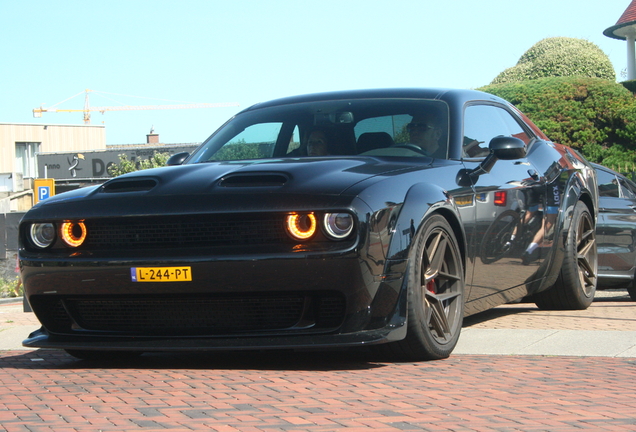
[131,267,192,282]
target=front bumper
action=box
[23,322,408,352]
[22,254,409,351]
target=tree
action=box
[581,143,636,173]
[212,140,262,160]
[107,151,170,177]
[491,37,615,85]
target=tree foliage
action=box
[107,151,170,177]
[212,141,263,160]
[479,77,636,172]
[491,37,615,85]
[581,143,636,173]
[0,276,21,298]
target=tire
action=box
[628,280,636,302]
[381,215,465,361]
[534,201,597,310]
[64,349,143,361]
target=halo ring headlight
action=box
[323,213,354,239]
[30,223,56,249]
[60,221,87,247]
[286,213,317,240]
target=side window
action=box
[596,169,619,198]
[463,105,531,158]
[619,178,636,200]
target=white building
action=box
[0,123,106,211]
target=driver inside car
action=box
[306,128,331,156]
[404,112,444,157]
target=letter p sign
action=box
[34,179,56,204]
[38,186,50,201]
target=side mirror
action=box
[166,152,190,166]
[489,136,526,160]
[457,136,527,186]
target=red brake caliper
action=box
[427,280,437,294]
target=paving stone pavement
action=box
[0,290,635,431]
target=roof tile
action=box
[616,0,636,25]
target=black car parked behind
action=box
[595,163,636,301]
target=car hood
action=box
[26,157,432,219]
[108,158,425,196]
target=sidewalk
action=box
[456,289,636,357]
[1,290,635,356]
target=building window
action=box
[15,142,41,178]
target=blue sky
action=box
[1,0,632,145]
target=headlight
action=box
[30,223,56,249]
[60,221,87,247]
[323,213,354,239]
[286,213,317,240]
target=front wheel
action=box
[535,201,597,310]
[382,215,465,361]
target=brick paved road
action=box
[1,292,635,431]
[1,350,635,431]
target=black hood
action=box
[102,157,425,196]
[25,157,432,220]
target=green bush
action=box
[582,143,636,174]
[108,151,170,177]
[0,276,21,298]
[212,141,262,160]
[491,37,615,84]
[480,77,636,151]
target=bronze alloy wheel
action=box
[421,222,464,344]
[575,206,597,297]
[382,215,465,360]
[535,201,597,310]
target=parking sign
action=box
[34,179,55,204]
[39,186,50,201]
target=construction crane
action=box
[33,89,239,124]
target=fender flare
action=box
[533,170,596,293]
[385,182,467,268]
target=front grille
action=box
[33,293,346,336]
[83,214,288,249]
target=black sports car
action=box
[19,88,599,360]
[594,163,636,301]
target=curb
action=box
[0,296,23,305]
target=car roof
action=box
[240,88,507,113]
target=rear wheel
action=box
[535,201,597,310]
[382,215,465,361]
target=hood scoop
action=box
[219,173,289,188]
[101,178,158,193]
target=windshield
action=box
[187,98,449,163]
